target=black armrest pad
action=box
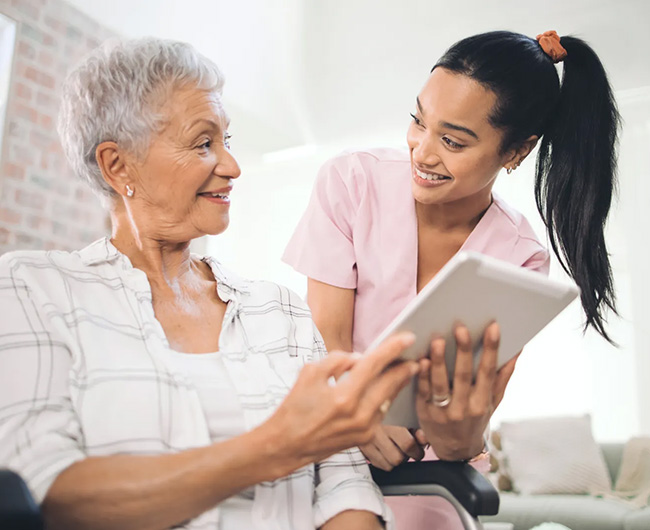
[0,469,44,530]
[370,460,499,517]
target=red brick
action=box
[38,113,53,129]
[0,208,22,225]
[2,163,26,181]
[43,15,65,34]
[11,102,39,123]
[37,50,55,67]
[14,82,33,102]
[42,33,57,48]
[23,66,55,90]
[0,227,12,246]
[15,188,47,210]
[36,91,57,110]
[16,41,37,60]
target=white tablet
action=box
[365,251,579,428]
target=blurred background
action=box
[0,0,649,441]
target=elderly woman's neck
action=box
[110,214,208,290]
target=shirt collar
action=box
[77,237,251,295]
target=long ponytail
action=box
[435,31,621,342]
[535,36,620,343]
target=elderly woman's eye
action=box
[197,140,211,150]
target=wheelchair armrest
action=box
[370,460,499,518]
[0,469,44,530]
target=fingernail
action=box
[401,332,416,346]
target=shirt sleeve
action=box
[282,155,361,289]
[313,448,394,529]
[0,256,86,504]
[309,323,394,528]
[522,248,551,275]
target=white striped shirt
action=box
[0,237,392,529]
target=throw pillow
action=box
[499,415,612,495]
[613,437,650,506]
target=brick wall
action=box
[0,0,117,253]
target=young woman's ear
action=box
[96,141,133,198]
[504,135,539,169]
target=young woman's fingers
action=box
[473,322,500,400]
[362,441,396,472]
[451,325,474,404]
[386,426,425,461]
[416,358,432,401]
[427,337,451,404]
[374,426,410,468]
[492,351,520,407]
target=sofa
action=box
[480,443,650,530]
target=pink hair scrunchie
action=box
[536,30,568,63]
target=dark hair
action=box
[434,31,620,343]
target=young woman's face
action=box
[406,67,513,207]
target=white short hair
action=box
[58,38,225,200]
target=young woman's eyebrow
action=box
[415,96,479,140]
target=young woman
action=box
[283,30,620,529]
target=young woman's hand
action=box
[415,323,517,461]
[360,425,425,471]
[267,332,420,474]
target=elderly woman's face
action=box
[125,86,240,242]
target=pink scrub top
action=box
[283,147,550,354]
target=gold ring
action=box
[431,393,451,408]
[379,399,391,414]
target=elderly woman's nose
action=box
[216,148,242,179]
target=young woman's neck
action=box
[415,190,493,231]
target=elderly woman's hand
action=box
[265,332,419,473]
[414,323,517,461]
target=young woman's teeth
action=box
[416,168,448,181]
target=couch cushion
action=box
[481,493,634,530]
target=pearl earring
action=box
[126,184,134,198]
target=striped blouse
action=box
[0,237,392,529]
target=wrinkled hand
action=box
[415,323,517,461]
[268,332,420,472]
[360,425,426,471]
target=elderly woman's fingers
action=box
[473,322,500,402]
[319,351,358,381]
[349,332,415,386]
[450,325,474,404]
[361,358,419,416]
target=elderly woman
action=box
[0,38,426,530]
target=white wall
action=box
[63,0,650,441]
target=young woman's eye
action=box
[224,132,232,149]
[410,113,423,127]
[442,137,464,149]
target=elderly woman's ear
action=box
[95,141,133,198]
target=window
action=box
[0,14,16,163]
